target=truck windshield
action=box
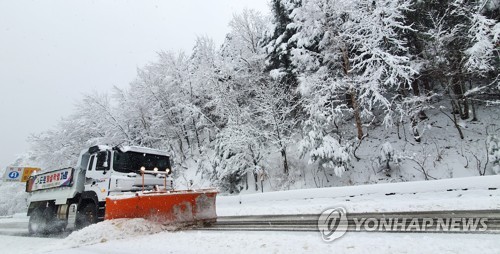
[112,151,171,173]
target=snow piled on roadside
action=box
[46,231,500,254]
[62,218,168,248]
[217,175,500,216]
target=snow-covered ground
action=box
[1,224,499,254]
[0,175,498,253]
[217,175,500,215]
[39,231,500,254]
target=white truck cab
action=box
[26,145,173,234]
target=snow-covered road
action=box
[2,229,499,254]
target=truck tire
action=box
[28,207,45,235]
[28,206,56,235]
[76,202,97,229]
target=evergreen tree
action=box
[263,0,303,118]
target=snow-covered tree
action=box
[209,10,272,191]
[292,0,417,177]
[414,0,499,121]
[211,121,262,193]
[263,0,302,120]
[264,0,301,81]
[464,3,500,108]
[488,134,500,174]
[253,79,298,175]
[28,91,127,170]
[465,12,499,75]
[25,2,499,192]
[224,9,267,61]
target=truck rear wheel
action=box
[29,206,56,235]
[28,208,45,235]
[76,202,97,229]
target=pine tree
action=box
[263,0,302,119]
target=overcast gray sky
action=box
[0,0,269,169]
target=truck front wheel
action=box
[76,202,97,229]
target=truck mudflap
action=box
[104,189,217,225]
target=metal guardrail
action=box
[201,210,500,233]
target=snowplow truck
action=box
[25,145,217,234]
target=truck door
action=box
[85,151,111,202]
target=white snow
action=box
[118,146,169,157]
[1,229,498,254]
[0,175,499,253]
[42,231,500,254]
[217,175,500,215]
[0,235,60,254]
[61,218,170,248]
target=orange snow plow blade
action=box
[105,189,217,225]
